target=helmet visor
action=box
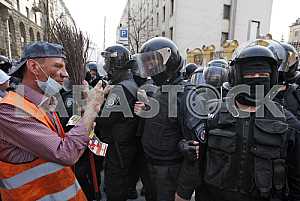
[204,67,227,87]
[191,71,205,86]
[132,48,171,78]
[101,51,118,59]
[286,50,298,70]
[267,42,288,72]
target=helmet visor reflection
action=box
[132,48,171,78]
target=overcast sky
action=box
[64,0,300,49]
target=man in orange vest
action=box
[0,42,110,201]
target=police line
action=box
[10,83,286,119]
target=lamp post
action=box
[127,0,132,53]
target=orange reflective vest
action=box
[0,91,87,201]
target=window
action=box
[170,0,174,16]
[295,30,300,37]
[156,12,159,26]
[34,13,37,23]
[162,31,166,37]
[151,17,154,30]
[170,27,173,40]
[37,32,41,41]
[16,0,20,11]
[162,6,166,22]
[156,0,159,7]
[223,5,231,19]
[221,32,229,45]
[26,7,29,18]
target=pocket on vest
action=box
[204,129,236,189]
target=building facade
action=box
[116,5,129,48]
[0,0,73,59]
[289,18,300,43]
[120,0,273,57]
[288,18,300,52]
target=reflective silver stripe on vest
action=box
[37,180,81,201]
[0,162,65,190]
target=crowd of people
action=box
[0,36,300,201]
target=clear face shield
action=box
[204,67,228,88]
[191,71,205,86]
[268,42,298,72]
[131,48,172,78]
[286,50,298,68]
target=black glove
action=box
[178,139,199,161]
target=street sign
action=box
[119,28,128,41]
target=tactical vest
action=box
[142,79,186,164]
[0,92,87,201]
[204,102,289,200]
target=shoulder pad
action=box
[119,79,138,98]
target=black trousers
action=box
[177,159,202,200]
[104,142,137,201]
[147,163,181,201]
[128,140,155,201]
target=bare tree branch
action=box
[129,11,148,53]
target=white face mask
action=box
[35,62,62,96]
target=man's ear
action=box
[26,59,39,76]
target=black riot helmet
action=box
[134,37,184,85]
[184,63,198,80]
[230,45,278,87]
[101,44,131,76]
[207,58,229,69]
[204,66,228,88]
[0,55,12,74]
[278,42,299,83]
[230,45,279,106]
[247,39,299,84]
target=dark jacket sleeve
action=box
[95,86,137,136]
[285,110,300,200]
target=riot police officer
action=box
[196,45,300,201]
[95,44,139,201]
[273,42,300,120]
[87,62,102,87]
[0,55,11,74]
[203,65,228,88]
[0,55,19,91]
[190,66,205,85]
[207,58,229,69]
[135,37,202,201]
[183,63,198,80]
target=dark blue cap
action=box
[9,42,66,77]
[87,62,98,71]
